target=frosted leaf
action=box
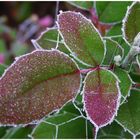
[123,2,140,45]
[31,112,93,139]
[0,50,81,125]
[103,38,124,66]
[83,69,121,129]
[67,1,94,11]
[36,28,62,50]
[96,1,131,23]
[97,121,133,138]
[35,28,70,55]
[2,126,32,139]
[57,11,105,67]
[114,67,132,103]
[116,89,140,136]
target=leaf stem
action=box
[79,65,111,74]
[121,32,140,69]
[121,46,140,69]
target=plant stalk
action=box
[121,32,140,69]
[121,46,140,69]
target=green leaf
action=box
[97,121,133,138]
[106,23,122,36]
[0,50,81,125]
[57,117,93,139]
[2,126,32,139]
[0,64,6,76]
[103,38,123,65]
[123,2,140,45]
[130,72,140,84]
[116,89,140,136]
[112,36,130,57]
[36,28,89,70]
[35,28,90,70]
[36,28,70,55]
[114,67,132,103]
[96,1,131,23]
[0,40,6,53]
[68,1,94,10]
[31,112,93,139]
[36,28,60,49]
[31,112,76,139]
[31,121,56,139]
[58,11,105,67]
[16,2,32,22]
[83,69,121,128]
[59,101,81,116]
[11,41,29,57]
[0,127,8,138]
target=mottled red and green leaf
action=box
[58,11,105,66]
[0,50,81,125]
[83,69,120,128]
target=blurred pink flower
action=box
[38,16,53,27]
[0,54,5,64]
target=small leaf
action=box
[35,28,89,70]
[106,23,122,36]
[59,101,81,116]
[2,126,32,139]
[123,2,140,45]
[97,121,133,138]
[31,121,56,139]
[57,117,93,139]
[116,89,140,136]
[0,127,8,138]
[58,11,105,67]
[129,71,140,84]
[68,1,94,11]
[36,28,60,49]
[31,112,93,139]
[36,28,70,54]
[0,50,81,125]
[114,67,132,103]
[96,1,131,23]
[83,69,121,128]
[113,36,130,57]
[103,38,123,65]
[31,112,77,138]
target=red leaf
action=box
[83,69,120,130]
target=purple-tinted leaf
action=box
[83,69,120,129]
[0,50,81,125]
[57,11,105,67]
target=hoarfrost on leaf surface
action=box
[0,50,81,125]
[83,69,121,129]
[57,11,105,67]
